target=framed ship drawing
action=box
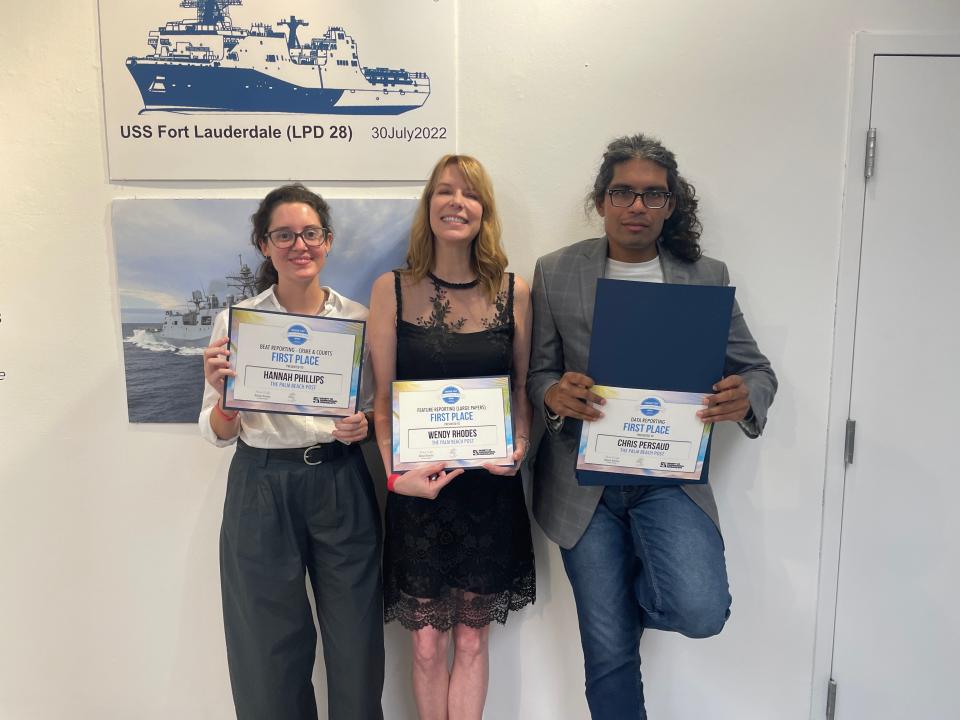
[98,0,456,180]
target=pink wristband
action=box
[215,403,239,421]
[387,473,401,492]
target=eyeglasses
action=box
[264,226,329,248]
[607,188,673,209]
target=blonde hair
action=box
[404,154,507,301]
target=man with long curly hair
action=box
[527,134,777,719]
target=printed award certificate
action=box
[577,279,733,486]
[223,306,365,417]
[391,376,514,471]
[576,386,712,482]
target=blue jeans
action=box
[560,485,731,720]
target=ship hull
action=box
[126,59,427,115]
[157,323,213,345]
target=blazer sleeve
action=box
[527,257,565,427]
[721,263,778,438]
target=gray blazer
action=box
[526,237,777,549]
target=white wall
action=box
[2,2,959,719]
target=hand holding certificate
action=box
[577,387,712,482]
[223,306,365,417]
[391,376,514,472]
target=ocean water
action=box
[122,323,206,423]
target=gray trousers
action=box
[220,441,384,720]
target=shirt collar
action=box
[258,284,343,316]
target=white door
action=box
[831,54,960,719]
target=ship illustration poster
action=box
[113,197,413,423]
[99,0,455,180]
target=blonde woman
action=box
[368,156,535,719]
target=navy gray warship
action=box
[126,0,431,114]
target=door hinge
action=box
[844,419,856,465]
[826,678,838,719]
[864,128,877,180]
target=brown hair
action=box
[250,184,333,292]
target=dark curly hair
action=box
[588,134,702,262]
[250,184,334,292]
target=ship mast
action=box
[225,254,257,299]
[179,0,241,27]
[278,15,309,50]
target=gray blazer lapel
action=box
[577,237,609,332]
[659,245,692,285]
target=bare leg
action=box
[448,624,490,720]
[411,625,451,720]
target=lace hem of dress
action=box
[385,569,536,631]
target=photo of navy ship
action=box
[113,197,413,423]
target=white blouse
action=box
[198,285,374,449]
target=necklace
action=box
[427,271,480,289]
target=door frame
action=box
[811,32,960,720]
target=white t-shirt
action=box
[604,256,664,283]
[198,285,374,449]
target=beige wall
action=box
[2,1,959,718]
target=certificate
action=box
[577,279,734,486]
[391,376,514,471]
[223,307,365,417]
[576,386,712,483]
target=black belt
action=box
[238,438,354,466]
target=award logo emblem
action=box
[441,385,462,405]
[287,324,310,346]
[639,397,662,417]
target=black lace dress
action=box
[383,271,536,630]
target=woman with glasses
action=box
[199,184,383,720]
[367,155,535,720]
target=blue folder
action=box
[576,279,735,486]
